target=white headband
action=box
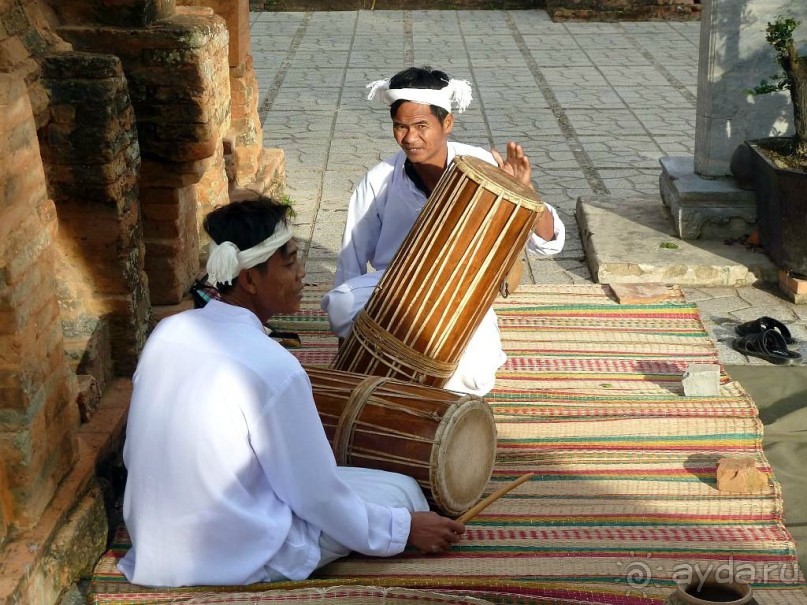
[206,224,294,287]
[366,77,473,114]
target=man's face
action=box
[392,101,454,166]
[249,238,306,321]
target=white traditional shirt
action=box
[335,141,566,286]
[118,300,411,587]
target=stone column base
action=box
[659,156,757,240]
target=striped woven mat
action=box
[88,284,807,605]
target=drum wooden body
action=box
[332,155,544,386]
[306,366,497,517]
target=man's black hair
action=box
[388,66,451,123]
[203,195,293,294]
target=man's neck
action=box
[219,290,260,322]
[405,149,449,196]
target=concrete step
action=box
[577,195,777,287]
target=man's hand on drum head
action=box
[491,141,534,190]
[408,511,465,555]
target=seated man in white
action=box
[119,195,465,587]
[322,66,565,396]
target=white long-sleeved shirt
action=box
[334,141,566,287]
[118,300,410,587]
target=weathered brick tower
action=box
[0,1,284,601]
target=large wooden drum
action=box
[332,155,544,386]
[305,366,497,517]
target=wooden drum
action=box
[332,155,544,386]
[306,366,497,517]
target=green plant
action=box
[659,242,679,249]
[280,194,297,218]
[749,16,807,160]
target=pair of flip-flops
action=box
[733,316,801,365]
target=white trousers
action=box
[321,271,507,396]
[263,467,429,581]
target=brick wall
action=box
[0,2,286,597]
[56,7,232,304]
[54,0,176,28]
[0,0,71,125]
[247,0,701,20]
[178,0,287,256]
[546,0,702,21]
[39,51,151,380]
[0,73,79,533]
[250,0,545,9]
[0,463,9,544]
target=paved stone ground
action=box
[250,8,806,366]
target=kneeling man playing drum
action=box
[321,66,566,396]
[119,195,464,588]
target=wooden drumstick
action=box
[457,473,535,524]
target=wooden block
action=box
[608,283,676,305]
[779,269,807,296]
[716,457,769,494]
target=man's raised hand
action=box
[491,141,534,190]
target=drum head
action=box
[431,397,497,517]
[453,155,542,211]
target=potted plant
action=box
[746,16,807,276]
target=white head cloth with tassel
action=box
[206,224,294,287]
[366,77,473,114]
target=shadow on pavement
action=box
[725,364,807,574]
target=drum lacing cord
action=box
[333,375,391,465]
[351,311,457,382]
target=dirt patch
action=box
[756,138,807,173]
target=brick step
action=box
[247,0,703,20]
[546,0,702,21]
[250,0,545,10]
[78,377,132,465]
[0,378,132,605]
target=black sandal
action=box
[733,329,802,365]
[735,316,796,345]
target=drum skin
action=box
[305,365,497,517]
[332,155,544,386]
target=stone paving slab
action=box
[577,195,777,287]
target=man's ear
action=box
[443,112,454,134]
[235,269,258,294]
